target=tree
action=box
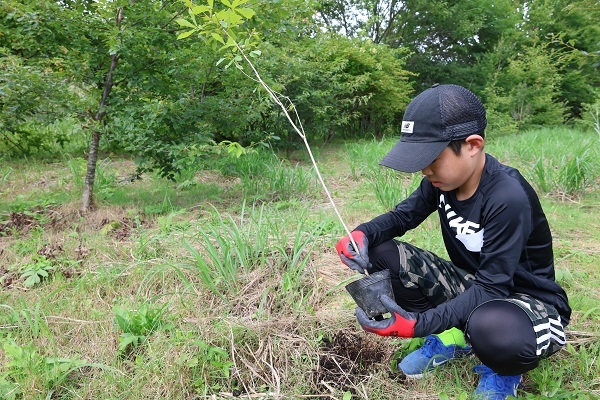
[483,40,565,134]
[0,1,86,156]
[259,35,414,142]
[526,0,600,119]
[175,0,413,147]
[316,0,522,91]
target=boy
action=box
[336,84,571,399]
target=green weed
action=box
[180,202,330,314]
[0,128,597,399]
[114,303,171,354]
[1,339,84,397]
[343,137,392,179]
[174,334,234,394]
[19,255,55,287]
[488,127,599,198]
[0,165,13,185]
[182,203,271,302]
[370,168,421,211]
[0,336,115,399]
[65,156,118,200]
[532,146,597,197]
[220,149,318,201]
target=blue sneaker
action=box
[398,334,471,378]
[474,365,522,399]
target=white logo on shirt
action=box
[401,121,414,133]
[439,194,484,252]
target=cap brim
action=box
[379,140,449,173]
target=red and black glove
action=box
[355,295,418,338]
[335,230,370,274]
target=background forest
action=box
[1,1,599,399]
[1,0,599,186]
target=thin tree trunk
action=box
[81,130,101,212]
[81,8,123,214]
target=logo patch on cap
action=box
[401,121,414,134]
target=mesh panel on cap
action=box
[440,85,486,139]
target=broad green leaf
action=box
[217,9,243,26]
[211,33,225,44]
[191,5,210,14]
[220,0,232,7]
[23,274,41,287]
[175,18,196,28]
[219,43,235,52]
[219,36,236,50]
[187,8,197,25]
[236,7,255,19]
[232,0,251,7]
[118,333,144,352]
[177,30,196,40]
[185,357,199,367]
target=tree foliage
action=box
[317,0,599,129]
[1,0,598,209]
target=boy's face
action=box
[420,141,482,194]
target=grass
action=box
[0,127,599,399]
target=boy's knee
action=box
[368,240,403,273]
[466,300,539,375]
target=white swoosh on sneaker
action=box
[432,359,449,367]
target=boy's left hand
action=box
[356,295,418,338]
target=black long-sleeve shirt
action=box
[356,154,571,336]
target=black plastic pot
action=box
[345,269,395,318]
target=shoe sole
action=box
[401,359,450,379]
[403,372,426,379]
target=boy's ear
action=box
[465,134,484,153]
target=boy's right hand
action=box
[335,230,369,274]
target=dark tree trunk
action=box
[81,8,123,214]
[81,129,101,213]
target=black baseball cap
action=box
[380,84,487,173]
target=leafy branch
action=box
[176,0,360,251]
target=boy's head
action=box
[381,84,487,173]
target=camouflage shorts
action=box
[393,240,566,358]
[393,240,475,306]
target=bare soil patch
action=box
[311,329,395,395]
